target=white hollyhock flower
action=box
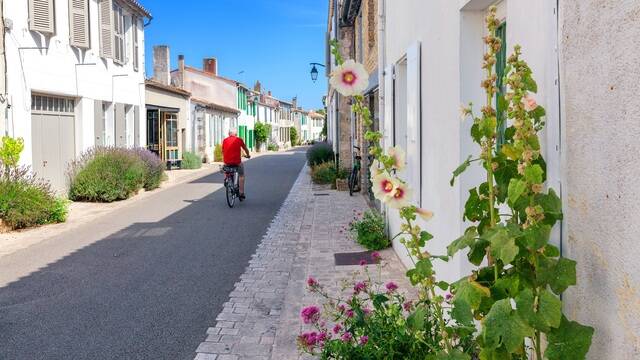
[522,94,538,112]
[372,172,397,202]
[387,181,412,209]
[387,146,406,171]
[329,60,369,97]
[416,207,434,221]
[369,159,383,177]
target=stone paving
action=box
[193,166,412,360]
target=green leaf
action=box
[523,75,538,93]
[471,123,483,143]
[428,350,471,360]
[407,306,427,331]
[508,178,527,205]
[544,244,561,257]
[420,230,434,245]
[535,188,563,223]
[479,347,510,360]
[515,288,562,332]
[522,224,551,250]
[436,281,450,291]
[464,188,487,222]
[448,227,478,257]
[529,105,546,120]
[451,155,473,186]
[539,257,577,295]
[468,239,490,266]
[484,227,519,264]
[492,274,520,300]
[452,298,474,326]
[455,277,491,310]
[545,316,594,360]
[500,144,520,160]
[524,164,544,184]
[372,294,389,309]
[482,299,534,352]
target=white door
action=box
[31,94,76,193]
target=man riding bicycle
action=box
[222,128,251,200]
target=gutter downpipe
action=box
[333,0,340,169]
[1,0,8,135]
[377,0,389,226]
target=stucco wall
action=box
[180,70,236,110]
[0,0,6,136]
[559,1,640,358]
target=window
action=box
[31,94,75,113]
[113,2,125,64]
[166,114,178,147]
[132,16,139,71]
[28,0,55,34]
[69,0,90,48]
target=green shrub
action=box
[214,144,223,162]
[306,142,334,166]
[0,167,67,229]
[349,210,390,250]
[0,136,24,176]
[290,127,298,146]
[311,162,337,185]
[134,148,165,190]
[181,151,202,169]
[69,149,145,202]
[268,143,279,151]
[255,122,271,149]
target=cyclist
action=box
[222,128,251,200]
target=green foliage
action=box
[214,144,223,162]
[306,141,334,166]
[310,162,348,185]
[181,151,202,169]
[69,148,146,202]
[349,210,390,250]
[0,136,24,175]
[267,143,279,151]
[0,167,67,229]
[290,127,298,146]
[254,122,271,146]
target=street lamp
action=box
[309,63,325,82]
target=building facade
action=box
[4,0,150,191]
[171,55,239,162]
[0,0,6,136]
[278,99,293,148]
[307,111,325,142]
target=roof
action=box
[120,0,152,18]
[172,66,238,86]
[191,97,240,115]
[145,79,191,97]
[308,111,325,119]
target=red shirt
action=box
[222,135,246,165]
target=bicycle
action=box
[222,156,250,208]
[349,145,362,196]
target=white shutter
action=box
[406,42,422,205]
[28,0,55,34]
[383,64,394,150]
[69,0,90,48]
[99,0,113,58]
[132,16,139,71]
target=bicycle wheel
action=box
[349,168,359,196]
[226,179,236,208]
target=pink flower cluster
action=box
[297,331,329,350]
[301,305,321,324]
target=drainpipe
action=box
[377,0,388,216]
[333,0,340,168]
[1,0,8,135]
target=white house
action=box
[308,110,324,142]
[3,0,150,191]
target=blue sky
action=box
[143,0,327,110]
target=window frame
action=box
[112,2,125,65]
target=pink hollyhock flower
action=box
[359,259,367,266]
[385,281,399,293]
[301,306,321,324]
[329,59,369,97]
[359,335,369,345]
[387,181,412,209]
[416,207,434,221]
[354,281,367,294]
[345,309,355,318]
[523,94,538,112]
[372,172,397,202]
[333,324,343,334]
[341,332,353,342]
[371,252,381,261]
[387,146,406,171]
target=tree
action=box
[290,127,298,146]
[254,122,271,150]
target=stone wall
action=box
[559,1,640,358]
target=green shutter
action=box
[495,22,507,149]
[249,130,254,149]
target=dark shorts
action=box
[225,163,245,176]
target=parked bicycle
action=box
[349,145,362,196]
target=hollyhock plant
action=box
[522,93,538,111]
[372,172,397,202]
[387,146,406,171]
[416,207,434,221]
[329,59,369,97]
[386,181,411,209]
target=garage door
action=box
[31,94,76,193]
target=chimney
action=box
[174,54,185,88]
[292,96,298,109]
[267,90,272,97]
[203,57,218,75]
[153,45,170,85]
[254,80,262,93]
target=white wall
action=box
[4,0,146,167]
[381,0,561,284]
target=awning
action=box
[146,104,180,113]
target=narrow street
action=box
[0,149,307,360]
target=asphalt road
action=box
[0,149,307,360]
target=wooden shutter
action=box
[28,0,55,34]
[94,100,105,146]
[406,42,422,205]
[98,0,113,58]
[132,16,139,71]
[115,103,126,147]
[69,0,90,48]
[134,106,140,147]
